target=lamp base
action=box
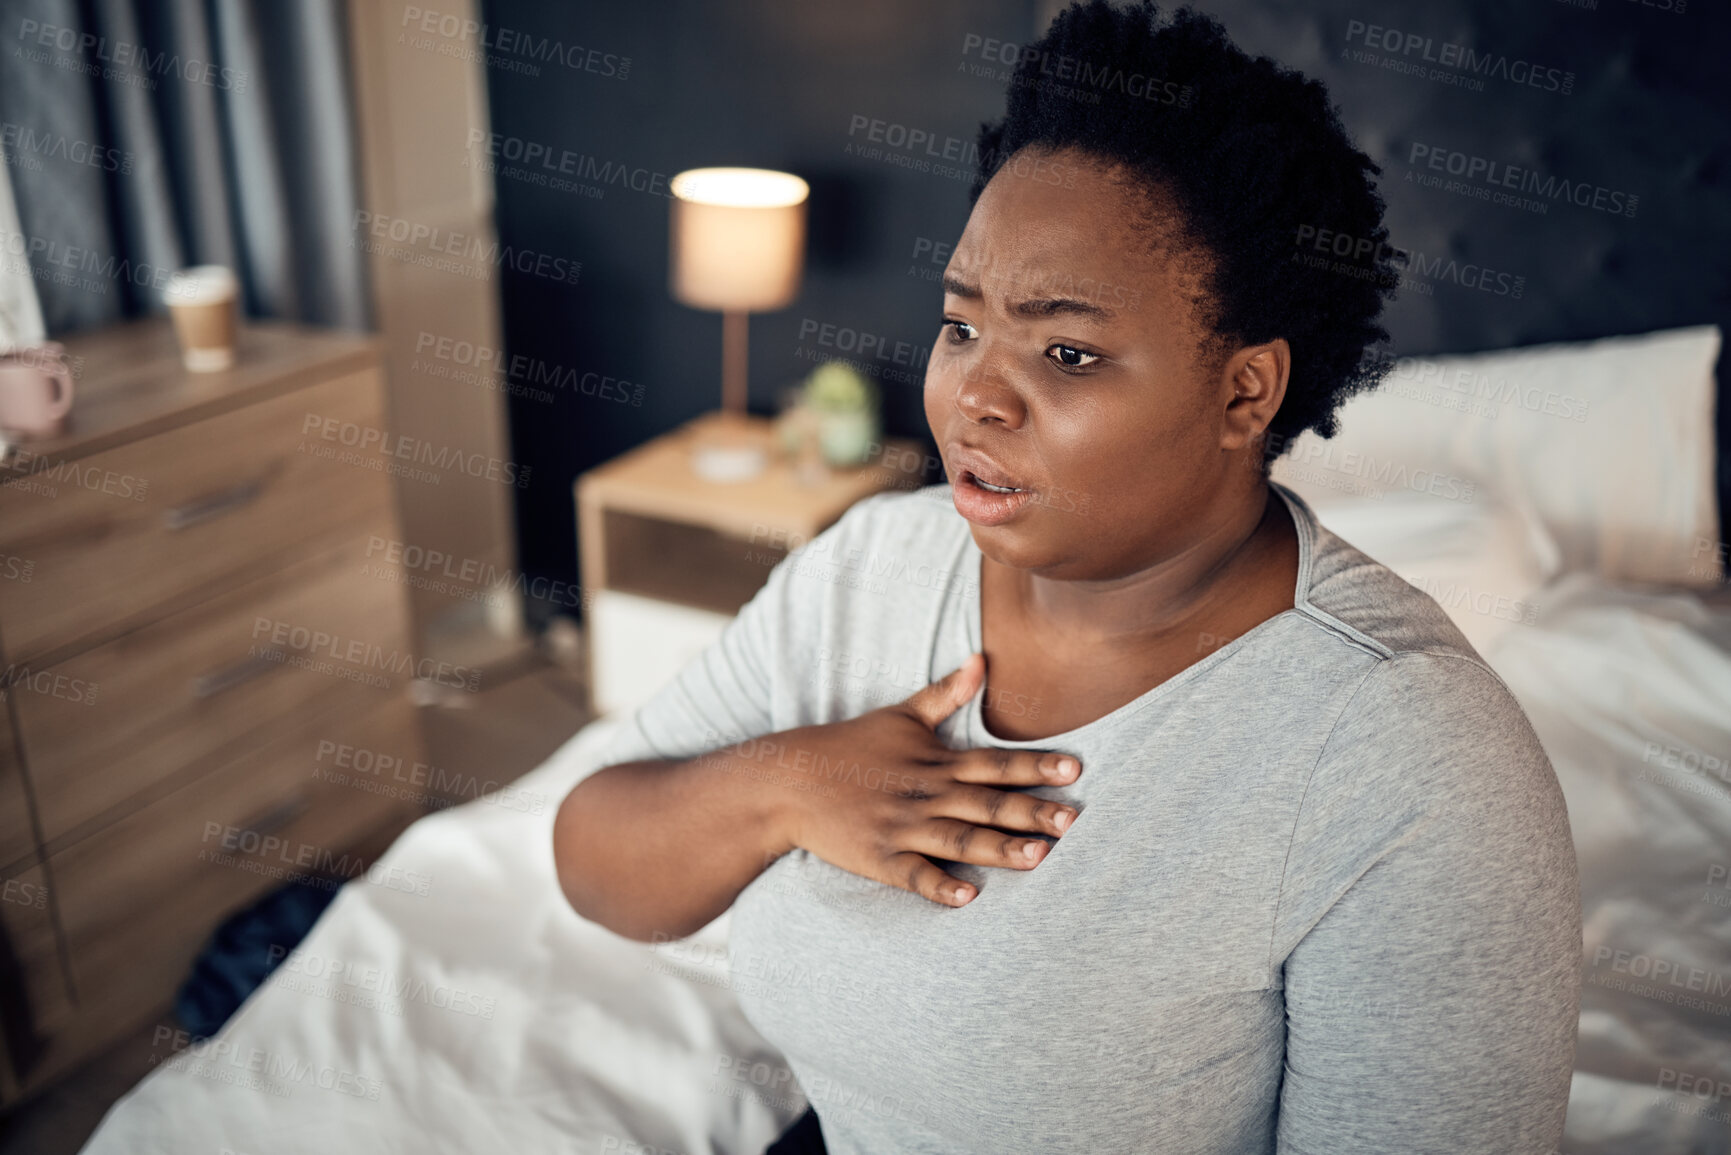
[691,442,767,483]
[689,413,767,483]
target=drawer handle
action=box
[163,463,282,530]
[234,792,312,845]
[191,646,286,699]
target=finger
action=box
[939,783,1078,838]
[901,652,985,730]
[902,818,1053,872]
[949,746,1081,788]
[882,850,978,907]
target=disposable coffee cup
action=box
[164,266,238,372]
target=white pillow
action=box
[1306,490,1562,657]
[1272,325,1723,586]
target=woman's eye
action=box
[942,319,977,342]
[1047,344,1099,369]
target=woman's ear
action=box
[1219,338,1290,451]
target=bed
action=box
[79,323,1730,1153]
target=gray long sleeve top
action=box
[596,481,1583,1154]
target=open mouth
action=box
[951,462,1033,526]
[962,470,1023,495]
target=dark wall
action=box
[482,0,1730,625]
[480,0,1037,625]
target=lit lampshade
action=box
[670,168,808,427]
[670,168,808,310]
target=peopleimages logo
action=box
[1591,945,1731,1000]
[842,114,1080,189]
[352,210,582,284]
[267,946,498,1020]
[249,615,482,692]
[0,225,181,296]
[1342,20,1574,95]
[1290,224,1525,300]
[413,331,642,405]
[464,130,675,200]
[0,122,131,173]
[299,412,532,489]
[16,19,247,93]
[1404,142,1638,218]
[958,33,1193,107]
[398,7,630,79]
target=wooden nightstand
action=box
[0,319,429,1104]
[575,411,929,716]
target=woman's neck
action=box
[988,482,1298,656]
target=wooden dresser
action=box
[0,320,429,1105]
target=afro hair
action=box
[971,0,1400,459]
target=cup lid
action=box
[165,265,238,303]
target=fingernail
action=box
[1022,840,1043,861]
[1053,809,1074,832]
[952,885,974,904]
[1045,755,1078,779]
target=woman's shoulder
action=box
[1280,503,1562,818]
[756,483,976,631]
[1295,516,1491,670]
[788,483,972,581]
[833,482,967,540]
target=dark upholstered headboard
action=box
[1148,0,1731,547]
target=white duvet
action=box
[1485,575,1731,1155]
[79,578,1731,1155]
[79,715,804,1155]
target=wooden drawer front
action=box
[0,859,73,1062]
[600,507,782,615]
[52,694,421,1028]
[0,365,391,665]
[0,699,34,873]
[18,528,414,846]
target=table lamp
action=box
[669,166,809,482]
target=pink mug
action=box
[0,343,75,437]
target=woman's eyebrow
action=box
[942,271,1116,321]
[941,271,983,301]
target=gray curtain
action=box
[0,0,370,334]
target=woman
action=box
[554,3,1582,1152]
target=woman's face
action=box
[924,145,1280,583]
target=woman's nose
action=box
[950,347,1027,429]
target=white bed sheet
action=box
[77,578,1731,1155]
[1482,574,1731,1155]
[79,714,804,1155]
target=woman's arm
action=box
[551,504,801,943]
[553,750,786,942]
[1272,653,1581,1154]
